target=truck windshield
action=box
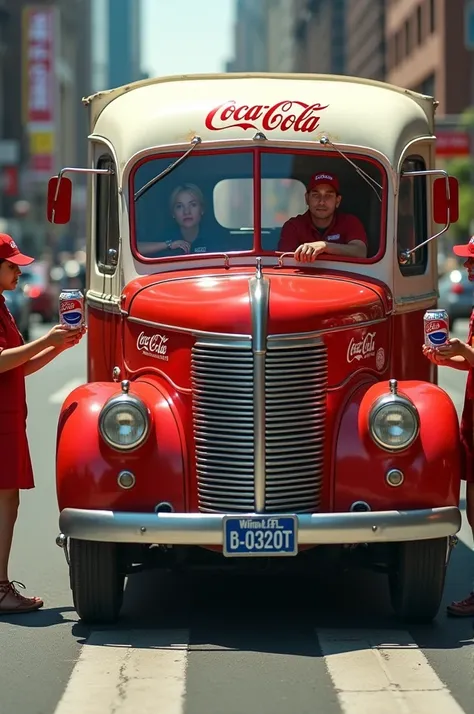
[131,149,384,260]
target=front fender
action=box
[56,380,186,512]
[334,380,461,511]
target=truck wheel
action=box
[389,537,449,623]
[69,539,125,624]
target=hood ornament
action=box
[255,257,263,280]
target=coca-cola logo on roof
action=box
[205,100,329,133]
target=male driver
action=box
[278,173,368,261]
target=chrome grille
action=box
[192,340,255,513]
[265,340,327,512]
[191,337,327,514]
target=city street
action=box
[1,320,474,714]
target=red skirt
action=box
[0,419,34,490]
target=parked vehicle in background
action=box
[19,261,59,323]
[438,268,472,329]
[4,286,31,341]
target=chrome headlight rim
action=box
[369,394,419,452]
[99,393,150,451]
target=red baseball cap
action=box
[0,233,34,265]
[453,236,474,258]
[307,173,340,194]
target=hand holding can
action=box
[434,337,467,359]
[45,324,85,349]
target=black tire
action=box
[389,537,448,623]
[69,539,125,624]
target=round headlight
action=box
[369,398,419,451]
[99,396,149,450]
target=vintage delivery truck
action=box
[47,72,462,624]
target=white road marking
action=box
[49,379,83,404]
[53,629,188,714]
[318,628,466,714]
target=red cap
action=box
[453,236,474,258]
[0,233,34,266]
[307,173,340,194]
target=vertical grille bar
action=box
[249,260,269,512]
[191,339,255,513]
[265,338,328,512]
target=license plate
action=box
[223,515,298,557]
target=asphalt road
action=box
[1,320,474,714]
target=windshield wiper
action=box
[318,135,383,202]
[134,135,202,201]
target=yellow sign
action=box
[29,131,54,155]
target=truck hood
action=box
[123,269,389,335]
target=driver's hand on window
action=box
[171,240,191,253]
[294,241,327,262]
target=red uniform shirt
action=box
[460,309,474,483]
[0,295,34,489]
[278,210,368,252]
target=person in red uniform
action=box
[277,173,368,261]
[0,234,84,615]
[423,235,474,616]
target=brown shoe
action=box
[0,581,43,615]
[446,591,474,617]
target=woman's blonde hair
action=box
[169,184,205,213]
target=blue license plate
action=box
[223,515,298,557]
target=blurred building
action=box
[386,0,471,116]
[226,0,268,72]
[91,0,108,91]
[345,0,385,81]
[228,0,348,75]
[0,0,14,215]
[91,0,147,91]
[0,0,147,259]
[0,0,92,254]
[107,0,144,88]
[266,0,298,72]
[292,0,346,74]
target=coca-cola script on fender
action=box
[205,100,329,133]
[136,331,169,361]
[347,332,376,363]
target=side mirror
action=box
[433,176,459,225]
[47,176,72,224]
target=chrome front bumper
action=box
[58,506,461,545]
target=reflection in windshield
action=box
[133,151,383,259]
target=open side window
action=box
[398,156,428,276]
[96,154,119,275]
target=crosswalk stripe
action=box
[53,629,188,714]
[318,628,466,714]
